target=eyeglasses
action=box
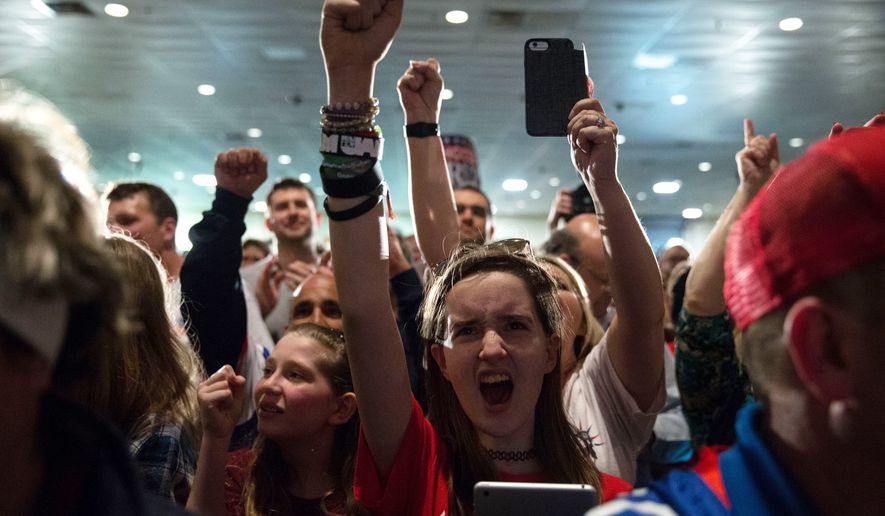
[456,203,488,218]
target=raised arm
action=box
[567,98,664,410]
[320,0,411,477]
[180,148,268,374]
[677,120,776,447]
[398,59,460,267]
[684,120,778,316]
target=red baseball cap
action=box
[724,126,885,330]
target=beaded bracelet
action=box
[321,97,379,115]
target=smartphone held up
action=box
[524,38,589,137]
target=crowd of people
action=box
[2,0,884,514]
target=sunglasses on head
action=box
[431,238,534,277]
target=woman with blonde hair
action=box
[538,255,606,381]
[77,234,204,504]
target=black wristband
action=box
[324,183,386,221]
[320,160,384,199]
[404,122,439,138]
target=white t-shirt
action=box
[563,334,665,484]
[236,273,275,424]
[239,255,294,341]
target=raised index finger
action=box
[744,119,755,146]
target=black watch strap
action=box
[404,122,439,138]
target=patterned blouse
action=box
[675,309,753,450]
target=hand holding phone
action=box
[524,38,588,137]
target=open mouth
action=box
[258,404,283,415]
[479,373,514,407]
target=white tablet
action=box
[474,481,598,516]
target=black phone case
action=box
[524,39,587,137]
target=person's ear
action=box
[430,342,450,381]
[264,215,274,232]
[328,391,357,425]
[160,217,177,243]
[546,334,561,373]
[784,297,852,403]
[487,224,495,241]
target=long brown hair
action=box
[83,235,202,444]
[420,242,602,515]
[242,323,365,516]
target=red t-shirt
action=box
[354,397,632,516]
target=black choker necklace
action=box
[484,447,536,462]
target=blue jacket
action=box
[588,403,819,516]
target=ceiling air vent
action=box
[487,9,527,29]
[44,1,95,15]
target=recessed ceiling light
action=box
[682,208,703,219]
[299,172,312,183]
[636,191,647,201]
[445,10,469,24]
[441,88,454,100]
[252,201,268,213]
[197,84,216,96]
[502,178,528,192]
[653,181,681,194]
[530,190,541,200]
[789,137,804,148]
[30,0,56,18]
[260,46,307,62]
[247,128,262,138]
[192,174,217,187]
[779,17,803,32]
[127,152,141,163]
[616,134,626,145]
[104,3,129,17]
[698,162,712,172]
[548,177,561,187]
[278,154,292,165]
[173,171,185,181]
[632,53,676,70]
[670,94,688,106]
